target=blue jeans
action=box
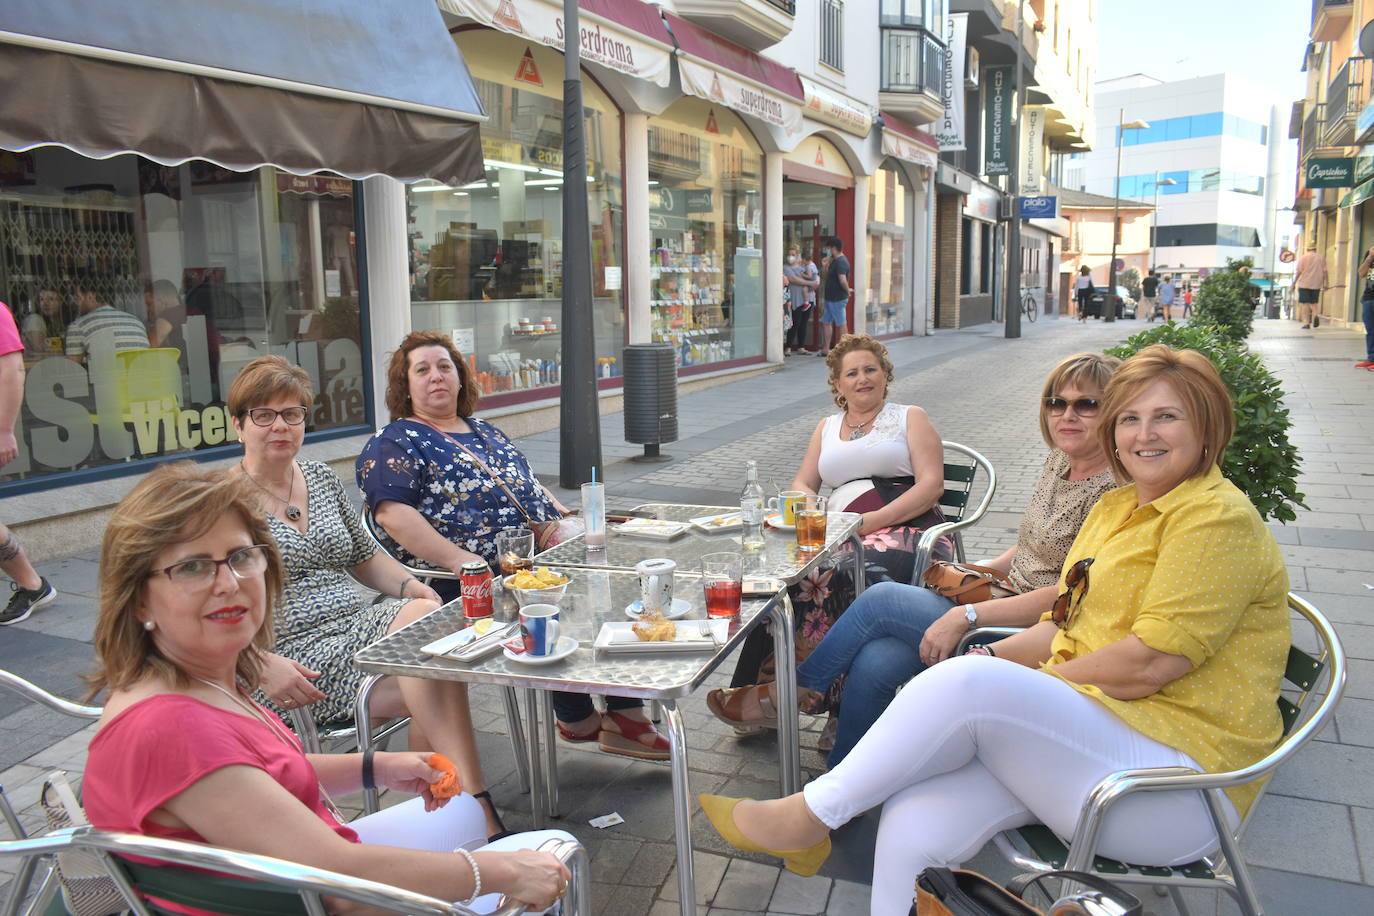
[1363,296,1374,361]
[796,580,955,766]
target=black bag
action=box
[871,475,947,531]
[913,867,1141,916]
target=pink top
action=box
[1293,251,1327,290]
[0,303,24,357]
[84,693,359,845]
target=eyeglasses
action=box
[152,545,271,587]
[1044,397,1101,417]
[1051,557,1094,629]
[245,407,308,427]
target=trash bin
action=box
[622,343,677,462]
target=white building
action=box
[1065,73,1285,285]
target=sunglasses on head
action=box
[1051,557,1094,629]
[1044,397,1100,416]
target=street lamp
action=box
[1148,172,1177,270]
[1106,110,1150,322]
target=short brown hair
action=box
[1037,352,1122,446]
[87,463,284,699]
[226,355,313,421]
[384,331,477,421]
[1098,344,1234,483]
[825,334,895,408]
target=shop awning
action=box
[1339,180,1374,208]
[800,77,874,137]
[0,0,487,184]
[439,0,674,87]
[663,13,804,135]
[880,114,939,171]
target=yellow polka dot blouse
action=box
[1041,465,1289,818]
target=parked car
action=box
[1087,285,1136,319]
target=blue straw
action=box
[591,467,597,484]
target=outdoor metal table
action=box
[352,569,791,916]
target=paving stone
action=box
[826,878,872,914]
[659,851,731,906]
[712,858,780,912]
[767,870,832,915]
[1240,794,1360,881]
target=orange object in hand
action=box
[428,753,462,799]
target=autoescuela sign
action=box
[1305,157,1355,189]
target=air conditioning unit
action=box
[966,46,980,89]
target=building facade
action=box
[1055,187,1152,313]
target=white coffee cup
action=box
[519,604,561,656]
[635,558,676,612]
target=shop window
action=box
[959,217,972,296]
[866,161,910,335]
[979,222,992,294]
[406,31,625,400]
[648,98,764,368]
[0,149,364,489]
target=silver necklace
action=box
[240,461,302,522]
[844,405,883,441]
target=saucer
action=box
[764,513,795,531]
[503,636,579,665]
[625,598,692,620]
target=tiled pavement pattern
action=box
[2,314,1372,914]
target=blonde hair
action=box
[825,334,895,408]
[87,463,283,699]
[1037,353,1121,446]
[1099,344,1234,483]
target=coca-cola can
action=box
[460,561,494,620]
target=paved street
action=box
[3,313,1372,914]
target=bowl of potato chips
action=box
[503,566,572,606]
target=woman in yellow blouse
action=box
[697,344,1290,916]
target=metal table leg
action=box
[661,700,697,916]
[540,691,560,818]
[769,593,801,796]
[501,686,531,794]
[848,532,867,596]
[522,688,546,828]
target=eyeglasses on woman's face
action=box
[245,406,307,427]
[1051,557,1094,629]
[151,544,271,588]
[1043,397,1101,417]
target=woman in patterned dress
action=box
[709,351,1121,768]
[229,356,510,839]
[357,332,670,761]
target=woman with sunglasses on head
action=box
[699,345,1290,916]
[709,353,1120,766]
[228,356,508,839]
[83,465,573,912]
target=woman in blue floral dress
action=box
[358,332,669,761]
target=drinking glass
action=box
[795,495,828,551]
[495,527,534,576]
[581,482,606,548]
[701,552,742,618]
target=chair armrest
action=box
[0,669,101,719]
[954,626,1025,656]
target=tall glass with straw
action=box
[582,467,606,549]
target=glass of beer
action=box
[496,527,535,576]
[701,552,743,618]
[795,495,828,551]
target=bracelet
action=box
[398,576,418,598]
[985,643,997,658]
[455,847,481,904]
[361,748,376,791]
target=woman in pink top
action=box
[82,464,572,912]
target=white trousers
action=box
[353,794,575,914]
[802,656,1238,916]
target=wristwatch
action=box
[963,603,978,627]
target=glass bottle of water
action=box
[739,460,766,552]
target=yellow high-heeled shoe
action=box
[697,794,831,877]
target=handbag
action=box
[40,771,127,916]
[922,560,1015,603]
[914,867,1141,916]
[870,476,949,530]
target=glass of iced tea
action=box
[701,552,743,618]
[496,527,535,576]
[795,495,828,551]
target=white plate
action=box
[615,518,690,540]
[503,636,579,665]
[624,597,693,620]
[689,512,742,533]
[764,513,795,531]
[419,621,512,658]
[594,620,728,654]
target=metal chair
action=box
[909,441,998,584]
[1,827,589,916]
[285,680,410,816]
[359,507,532,797]
[979,593,1345,916]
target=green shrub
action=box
[1106,323,1307,523]
[1188,257,1258,343]
[1119,267,1142,303]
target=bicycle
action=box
[1021,287,1039,323]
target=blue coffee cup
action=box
[519,604,562,656]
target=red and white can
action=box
[460,561,494,620]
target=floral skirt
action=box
[728,522,953,713]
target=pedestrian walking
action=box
[1356,245,1374,370]
[1074,265,1093,321]
[1142,270,1160,322]
[817,236,850,357]
[1292,244,1328,329]
[0,301,56,626]
[1158,274,1177,322]
[1183,285,1194,319]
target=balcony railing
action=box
[1323,57,1370,147]
[765,0,796,13]
[1302,101,1324,159]
[880,26,944,95]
